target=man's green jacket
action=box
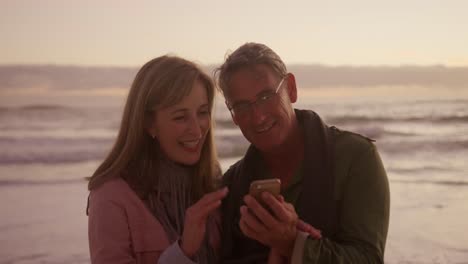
[220,109,390,263]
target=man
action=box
[215,42,390,263]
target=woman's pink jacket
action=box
[88,178,220,264]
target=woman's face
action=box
[148,80,211,165]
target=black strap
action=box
[295,110,338,237]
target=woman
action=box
[87,55,227,264]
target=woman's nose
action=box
[187,116,202,137]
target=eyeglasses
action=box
[227,77,286,118]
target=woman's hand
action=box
[180,187,228,258]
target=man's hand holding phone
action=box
[239,179,294,257]
[248,179,281,208]
[240,178,322,258]
[240,189,297,257]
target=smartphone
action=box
[249,178,281,203]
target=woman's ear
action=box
[285,73,298,103]
[145,112,158,139]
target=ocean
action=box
[1,84,468,263]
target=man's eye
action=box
[233,103,249,111]
[260,93,274,101]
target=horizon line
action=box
[1,62,468,69]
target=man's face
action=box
[225,64,297,153]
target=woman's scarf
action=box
[146,157,217,263]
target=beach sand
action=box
[1,161,468,263]
[1,182,90,264]
[386,181,468,263]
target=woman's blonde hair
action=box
[88,55,219,200]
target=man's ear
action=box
[232,114,239,126]
[225,100,239,126]
[285,73,298,103]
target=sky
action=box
[1,0,468,67]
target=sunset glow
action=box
[1,0,467,66]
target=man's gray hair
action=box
[214,42,288,96]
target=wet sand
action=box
[1,162,468,263]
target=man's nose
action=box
[250,103,266,124]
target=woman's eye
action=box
[173,116,185,121]
[199,110,210,116]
